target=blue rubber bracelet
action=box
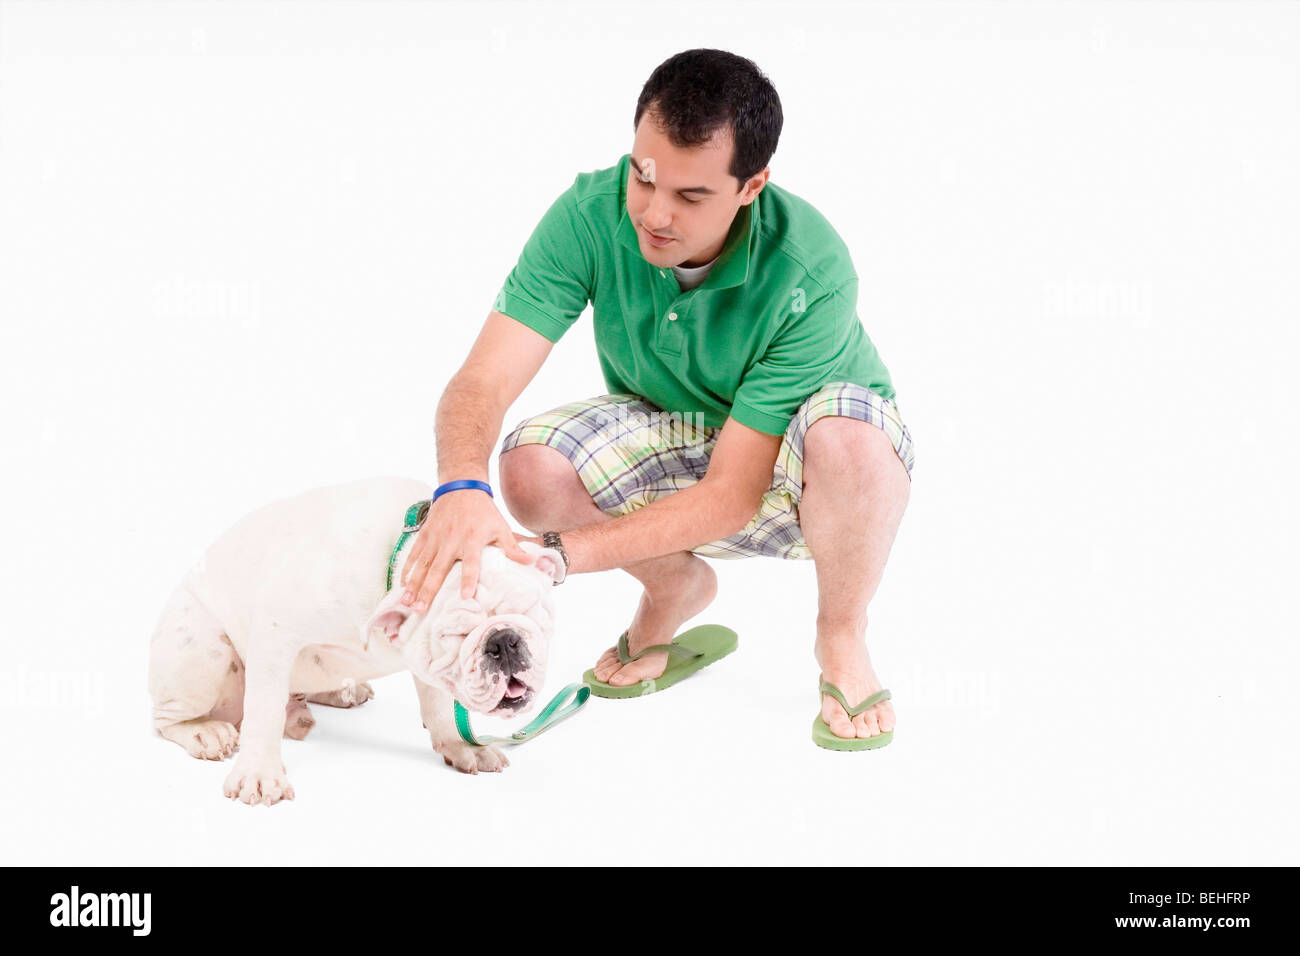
[433,479,494,502]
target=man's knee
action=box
[804,416,909,490]
[499,443,586,528]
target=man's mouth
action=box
[642,224,675,246]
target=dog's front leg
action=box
[411,675,509,775]
[223,627,303,805]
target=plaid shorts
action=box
[499,382,915,561]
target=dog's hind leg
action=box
[284,694,316,739]
[287,679,374,740]
[148,583,243,760]
[307,679,374,708]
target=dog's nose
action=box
[484,629,521,656]
[484,628,528,675]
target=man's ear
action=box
[361,588,417,650]
[519,540,566,586]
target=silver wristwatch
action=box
[541,530,570,583]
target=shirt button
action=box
[659,269,667,277]
[668,312,678,321]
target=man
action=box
[399,48,915,749]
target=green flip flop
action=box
[581,624,739,699]
[812,675,894,751]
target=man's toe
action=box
[608,653,668,686]
[876,703,896,733]
[594,663,616,682]
[855,710,882,738]
[608,661,646,686]
[822,697,856,737]
[592,648,619,681]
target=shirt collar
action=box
[616,153,760,292]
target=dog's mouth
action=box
[492,678,534,714]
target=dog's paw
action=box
[283,695,315,740]
[339,678,374,706]
[223,760,295,806]
[173,719,239,760]
[433,738,510,775]
[308,679,374,708]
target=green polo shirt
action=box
[492,153,896,436]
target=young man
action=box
[398,49,915,748]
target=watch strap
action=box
[541,530,570,584]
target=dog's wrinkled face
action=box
[360,542,563,716]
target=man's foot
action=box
[815,639,896,740]
[591,555,718,686]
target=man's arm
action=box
[433,310,554,484]
[403,168,592,607]
[400,310,556,609]
[552,415,783,574]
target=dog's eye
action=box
[439,607,486,636]
[495,597,530,617]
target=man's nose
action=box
[643,195,673,231]
[484,628,527,674]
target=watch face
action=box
[543,532,569,566]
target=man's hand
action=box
[399,490,534,611]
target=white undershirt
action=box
[672,252,721,291]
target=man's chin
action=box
[638,240,678,262]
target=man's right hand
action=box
[399,489,534,611]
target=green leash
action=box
[453,681,589,745]
[386,500,589,747]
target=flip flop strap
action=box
[819,677,891,716]
[616,630,705,665]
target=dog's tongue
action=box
[505,678,528,699]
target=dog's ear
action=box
[361,588,417,649]
[519,540,567,586]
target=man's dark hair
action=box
[633,48,783,191]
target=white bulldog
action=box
[147,476,565,805]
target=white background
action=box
[1,0,1296,865]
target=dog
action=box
[147,476,565,805]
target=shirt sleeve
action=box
[728,278,859,436]
[491,180,595,343]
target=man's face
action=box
[628,111,768,269]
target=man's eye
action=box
[634,177,702,206]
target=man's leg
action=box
[499,443,718,686]
[799,415,911,740]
